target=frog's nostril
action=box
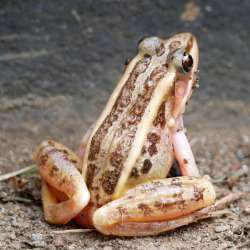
[182,53,193,73]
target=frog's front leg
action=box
[93,176,216,236]
[172,116,200,177]
[34,140,90,224]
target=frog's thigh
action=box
[93,176,215,236]
[34,140,90,225]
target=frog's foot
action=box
[34,140,90,225]
[93,176,216,236]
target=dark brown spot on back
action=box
[131,101,145,116]
[141,159,152,174]
[148,144,158,156]
[153,102,166,128]
[141,146,147,155]
[70,159,78,164]
[130,167,139,178]
[147,132,160,144]
[101,169,120,195]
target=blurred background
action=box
[0,1,250,249]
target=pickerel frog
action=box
[34,33,225,236]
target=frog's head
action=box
[138,33,199,124]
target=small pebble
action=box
[68,244,77,250]
[31,233,43,241]
[9,232,16,240]
[29,233,46,247]
[214,225,228,233]
[233,227,242,235]
[32,241,46,248]
[11,217,19,227]
[54,237,64,247]
[211,235,219,240]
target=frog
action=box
[34,33,226,236]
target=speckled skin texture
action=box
[0,0,250,249]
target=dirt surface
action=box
[0,1,250,249]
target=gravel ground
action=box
[0,1,250,249]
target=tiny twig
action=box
[197,192,245,219]
[207,209,232,217]
[213,192,246,210]
[13,196,33,203]
[52,229,95,234]
[1,196,33,204]
[0,164,37,182]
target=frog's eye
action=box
[169,49,193,74]
[182,52,193,73]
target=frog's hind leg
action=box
[34,140,90,225]
[93,176,216,236]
